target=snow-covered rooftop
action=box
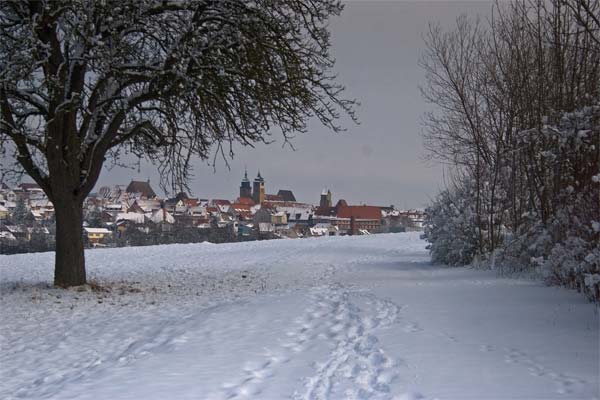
[83,227,112,234]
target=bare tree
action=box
[561,0,600,46]
[421,0,600,299]
[0,0,356,287]
[420,16,491,255]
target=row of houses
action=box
[1,174,426,247]
[0,182,55,222]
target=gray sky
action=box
[95,1,493,208]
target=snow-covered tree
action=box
[422,178,480,266]
[0,0,355,287]
[500,105,600,299]
[421,0,600,301]
[11,197,27,222]
[85,207,104,228]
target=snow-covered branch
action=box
[1,0,354,200]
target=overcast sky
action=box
[94,1,493,208]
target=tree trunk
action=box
[53,195,86,287]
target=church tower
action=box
[320,189,332,208]
[240,169,252,199]
[253,171,265,204]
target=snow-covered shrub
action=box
[494,105,600,300]
[425,105,600,301]
[422,179,480,266]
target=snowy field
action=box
[1,232,598,400]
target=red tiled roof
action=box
[234,208,253,220]
[337,205,381,220]
[335,199,348,208]
[231,203,252,211]
[211,199,231,206]
[259,202,277,211]
[236,197,256,206]
[314,206,337,216]
[265,194,283,201]
[263,201,311,208]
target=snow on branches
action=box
[0,0,355,198]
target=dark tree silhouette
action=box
[0,0,355,287]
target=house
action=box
[310,223,340,237]
[125,180,157,199]
[115,219,145,236]
[148,208,175,224]
[236,197,256,206]
[272,211,287,225]
[165,192,199,210]
[29,199,54,220]
[205,206,220,216]
[254,206,288,226]
[188,205,207,216]
[258,222,274,233]
[277,190,297,202]
[0,204,8,220]
[100,210,115,224]
[97,185,128,202]
[0,231,16,241]
[262,201,313,226]
[402,209,426,228]
[104,203,125,216]
[313,192,381,234]
[336,205,382,233]
[172,205,209,227]
[126,201,146,214]
[228,202,254,221]
[2,200,16,211]
[26,227,51,241]
[210,199,232,213]
[4,190,17,203]
[264,194,283,202]
[115,212,146,225]
[1,225,26,240]
[18,182,43,192]
[84,227,112,245]
[14,183,44,200]
[238,223,254,237]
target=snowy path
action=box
[1,233,598,399]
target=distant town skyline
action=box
[89,2,493,208]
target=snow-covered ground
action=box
[1,233,598,400]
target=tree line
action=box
[420,0,600,301]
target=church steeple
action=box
[239,168,251,199]
[253,170,266,203]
